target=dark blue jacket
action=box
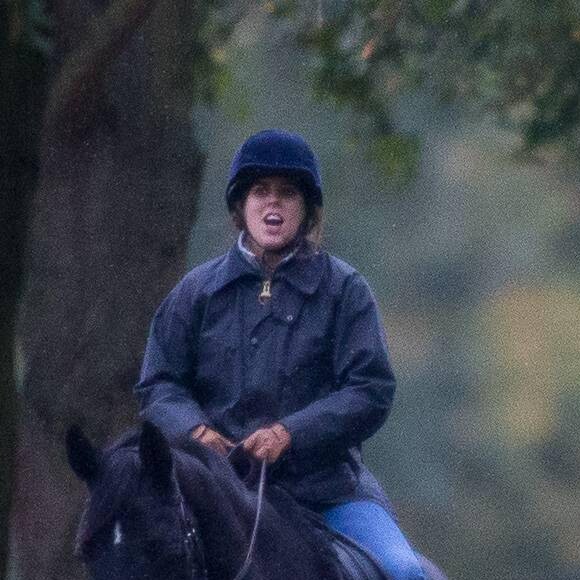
[135,243,396,509]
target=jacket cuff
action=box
[141,403,210,446]
[278,413,314,455]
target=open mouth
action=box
[263,213,284,226]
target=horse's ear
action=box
[66,425,102,484]
[139,421,173,492]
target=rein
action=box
[179,447,267,580]
[229,449,267,580]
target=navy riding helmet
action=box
[225,129,323,211]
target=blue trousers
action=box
[322,501,426,580]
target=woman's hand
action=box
[192,425,235,456]
[243,423,291,464]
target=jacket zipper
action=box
[258,278,272,304]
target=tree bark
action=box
[14,1,205,578]
[0,3,49,577]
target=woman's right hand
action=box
[192,424,235,456]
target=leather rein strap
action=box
[230,453,267,580]
[234,460,266,580]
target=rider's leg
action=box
[322,500,426,580]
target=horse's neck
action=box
[177,456,341,580]
[178,458,264,579]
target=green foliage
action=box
[366,133,420,181]
[213,64,252,121]
[266,0,299,19]
[256,0,580,175]
[301,23,377,112]
[433,0,580,147]
[189,1,237,105]
[24,0,53,55]
[1,0,49,147]
[420,0,456,24]
[199,0,580,176]
[4,0,54,56]
[269,1,416,179]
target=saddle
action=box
[228,446,389,580]
[329,530,389,580]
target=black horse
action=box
[67,422,447,580]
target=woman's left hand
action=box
[243,423,291,463]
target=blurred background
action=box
[2,2,579,579]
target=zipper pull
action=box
[258,279,272,304]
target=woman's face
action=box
[242,175,306,256]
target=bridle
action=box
[177,491,208,580]
[176,453,267,580]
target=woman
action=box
[135,129,425,580]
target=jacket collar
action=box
[275,250,323,295]
[210,241,323,296]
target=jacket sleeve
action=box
[279,273,396,456]
[134,278,210,445]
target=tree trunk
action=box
[14,1,205,578]
[0,3,49,577]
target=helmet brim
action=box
[226,165,323,211]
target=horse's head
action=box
[66,422,208,580]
